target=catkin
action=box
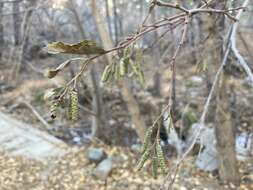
[50,100,59,119]
[101,65,111,82]
[141,127,153,154]
[136,149,150,171]
[115,63,120,80]
[119,58,126,76]
[70,89,78,121]
[130,60,139,75]
[119,58,129,76]
[156,138,167,174]
[152,155,158,178]
[138,70,145,85]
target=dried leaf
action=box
[45,60,71,79]
[44,69,59,79]
[45,40,107,55]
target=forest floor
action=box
[0,144,252,190]
[0,50,253,189]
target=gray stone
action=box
[0,112,68,161]
[236,132,253,161]
[196,146,219,172]
[93,158,113,180]
[87,148,106,164]
[186,76,204,87]
[190,76,203,84]
[109,155,125,167]
[187,124,219,171]
[131,144,142,153]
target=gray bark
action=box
[215,72,239,184]
[0,3,4,60]
[91,0,147,142]
[105,0,113,37]
[151,10,161,97]
[12,1,22,46]
[214,0,239,184]
[112,0,118,44]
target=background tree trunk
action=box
[151,9,161,97]
[13,0,37,79]
[215,72,239,184]
[112,0,118,44]
[69,0,105,140]
[12,1,22,46]
[105,0,113,37]
[0,2,4,60]
[213,0,239,184]
[91,0,147,142]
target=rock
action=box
[131,144,142,153]
[93,158,113,180]
[187,124,219,171]
[236,132,252,161]
[87,148,107,164]
[109,155,125,167]
[196,146,219,172]
[186,76,203,87]
[186,123,215,147]
[0,112,68,161]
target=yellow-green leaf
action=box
[101,65,112,83]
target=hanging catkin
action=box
[69,89,78,121]
[50,100,59,119]
[136,149,150,171]
[152,155,158,178]
[141,127,153,154]
[156,138,166,174]
[101,65,111,82]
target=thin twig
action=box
[19,101,51,129]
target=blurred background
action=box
[0,0,252,189]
